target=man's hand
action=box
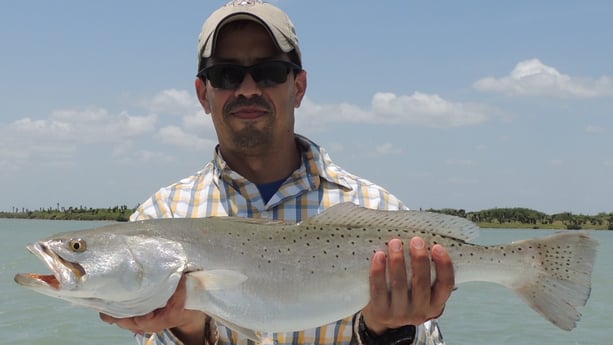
[361,237,454,334]
[100,275,209,345]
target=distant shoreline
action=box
[1,206,611,230]
[0,206,133,222]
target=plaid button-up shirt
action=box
[131,135,444,345]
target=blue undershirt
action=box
[256,179,286,204]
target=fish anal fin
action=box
[214,315,263,343]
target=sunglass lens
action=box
[252,61,290,87]
[207,65,245,89]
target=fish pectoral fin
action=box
[186,270,247,291]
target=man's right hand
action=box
[100,275,210,345]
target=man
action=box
[101,1,454,344]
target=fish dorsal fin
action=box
[209,216,288,226]
[301,203,479,241]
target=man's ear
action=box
[293,70,307,108]
[195,78,211,114]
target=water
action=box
[1,219,611,345]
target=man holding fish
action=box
[101,1,454,344]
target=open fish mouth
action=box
[14,242,85,290]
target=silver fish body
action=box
[14,203,597,339]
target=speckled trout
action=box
[15,203,597,339]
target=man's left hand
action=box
[361,236,454,334]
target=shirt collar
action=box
[211,134,353,191]
[294,134,352,190]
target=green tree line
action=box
[428,207,613,230]
[0,204,137,222]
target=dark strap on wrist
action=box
[358,314,416,345]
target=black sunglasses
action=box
[197,60,302,90]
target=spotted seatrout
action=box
[14,203,597,340]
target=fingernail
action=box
[389,239,402,252]
[412,237,425,249]
[432,244,443,257]
[375,252,386,264]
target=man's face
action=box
[196,21,307,155]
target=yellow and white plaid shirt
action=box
[131,134,444,345]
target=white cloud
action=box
[0,87,220,174]
[112,142,175,165]
[550,159,564,167]
[158,125,217,151]
[45,108,158,143]
[139,89,201,116]
[445,177,478,185]
[182,113,216,136]
[373,92,490,127]
[0,106,159,171]
[375,143,402,155]
[584,125,607,134]
[446,159,475,167]
[297,92,491,128]
[474,58,613,98]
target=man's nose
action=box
[234,72,262,98]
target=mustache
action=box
[224,96,273,115]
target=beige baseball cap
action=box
[197,0,301,69]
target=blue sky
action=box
[1,0,612,215]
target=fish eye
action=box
[68,239,87,253]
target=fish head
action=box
[15,230,188,318]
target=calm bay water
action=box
[1,219,611,345]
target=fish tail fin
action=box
[511,232,598,331]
